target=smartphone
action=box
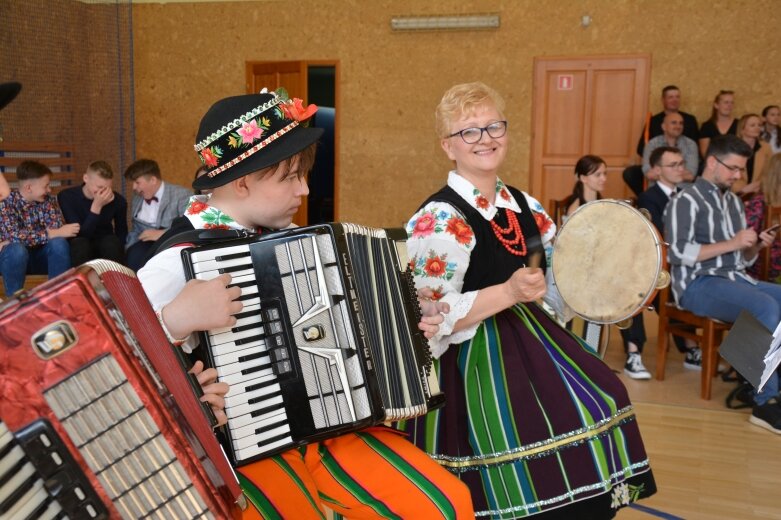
[762,223,781,234]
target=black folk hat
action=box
[0,82,22,111]
[193,89,323,190]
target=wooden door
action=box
[530,55,650,210]
[246,61,309,224]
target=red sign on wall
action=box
[557,74,573,90]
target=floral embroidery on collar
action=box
[447,171,521,220]
[184,195,246,231]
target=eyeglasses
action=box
[448,121,507,144]
[661,161,686,169]
[714,156,747,175]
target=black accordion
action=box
[182,223,445,465]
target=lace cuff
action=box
[427,290,479,358]
[155,308,192,351]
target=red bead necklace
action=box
[490,208,527,256]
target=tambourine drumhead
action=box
[552,200,663,324]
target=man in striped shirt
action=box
[665,135,781,434]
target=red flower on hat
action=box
[281,98,317,123]
[238,119,264,145]
[200,147,220,167]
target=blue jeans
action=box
[0,238,71,295]
[680,275,781,405]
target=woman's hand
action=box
[504,267,547,303]
[189,360,230,427]
[417,287,450,339]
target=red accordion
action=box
[0,261,244,519]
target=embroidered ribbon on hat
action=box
[206,120,299,178]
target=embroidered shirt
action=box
[664,176,756,303]
[0,190,65,246]
[406,171,556,357]
[137,195,257,353]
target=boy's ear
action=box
[232,175,251,197]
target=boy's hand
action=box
[90,186,115,213]
[139,228,165,242]
[48,223,80,239]
[161,273,243,339]
[189,360,229,427]
[417,287,450,339]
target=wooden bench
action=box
[0,142,78,298]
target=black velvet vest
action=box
[420,185,544,293]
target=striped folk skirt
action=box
[406,303,656,519]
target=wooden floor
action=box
[602,310,781,519]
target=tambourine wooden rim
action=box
[552,199,667,324]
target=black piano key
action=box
[254,417,287,435]
[245,378,278,393]
[228,280,257,289]
[256,431,291,447]
[248,390,282,406]
[237,351,266,363]
[215,251,251,262]
[234,308,263,320]
[219,263,253,274]
[250,402,285,418]
[235,333,267,345]
[241,360,273,376]
[232,322,265,334]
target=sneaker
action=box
[683,347,702,371]
[624,353,651,380]
[749,399,781,434]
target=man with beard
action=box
[665,134,781,434]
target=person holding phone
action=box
[666,136,781,434]
[745,153,781,281]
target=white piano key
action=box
[210,337,267,357]
[209,309,263,337]
[234,436,293,462]
[218,364,275,387]
[209,327,267,347]
[0,443,24,484]
[230,410,288,440]
[225,388,283,419]
[232,423,291,450]
[191,253,253,273]
[212,342,267,368]
[227,395,285,429]
[190,243,250,263]
[224,376,280,409]
[215,353,271,378]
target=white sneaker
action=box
[684,348,702,371]
[624,353,651,380]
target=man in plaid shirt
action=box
[0,160,78,296]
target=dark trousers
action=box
[622,165,645,198]
[620,305,689,354]
[69,235,124,267]
[125,240,155,271]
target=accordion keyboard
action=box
[188,235,371,463]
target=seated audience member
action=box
[637,85,700,157]
[761,105,781,154]
[699,90,737,158]
[665,135,781,434]
[193,164,211,195]
[564,154,606,216]
[622,146,699,379]
[124,159,191,271]
[626,85,699,197]
[642,112,698,181]
[745,153,781,281]
[733,113,773,195]
[57,160,128,266]
[0,161,78,295]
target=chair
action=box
[549,197,571,228]
[655,286,731,400]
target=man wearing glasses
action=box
[642,112,699,182]
[665,135,781,434]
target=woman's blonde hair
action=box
[736,113,760,139]
[761,153,781,206]
[435,82,505,138]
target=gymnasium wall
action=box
[133,0,781,227]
